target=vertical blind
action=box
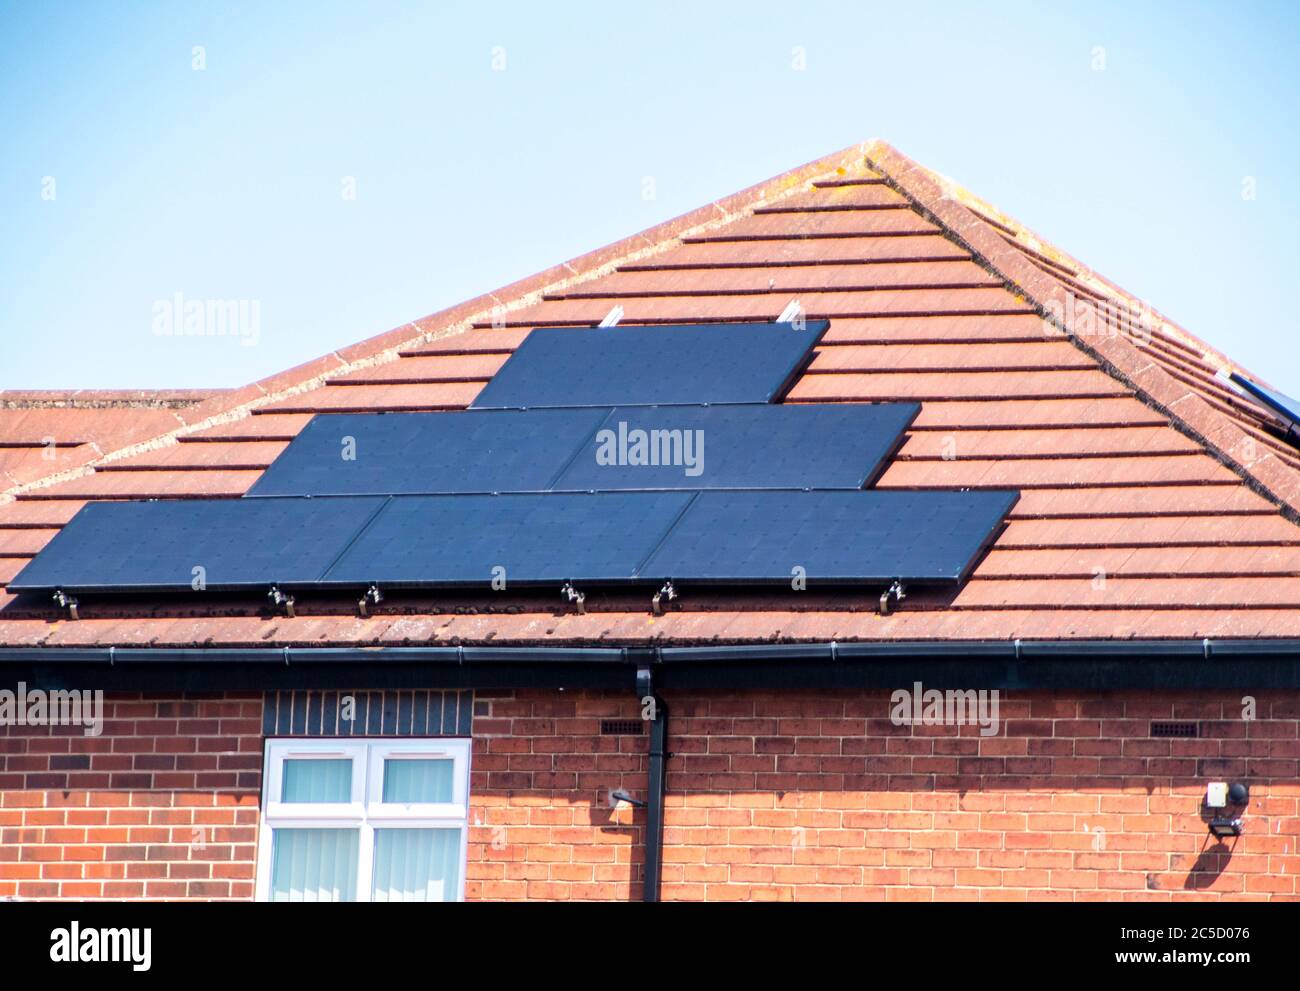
[281,758,352,802]
[372,829,461,902]
[382,758,453,803]
[270,828,360,902]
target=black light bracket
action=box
[52,589,79,621]
[1209,817,1243,839]
[560,581,586,615]
[879,580,907,616]
[357,583,383,618]
[651,581,678,616]
[267,585,295,619]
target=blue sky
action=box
[3,0,1298,392]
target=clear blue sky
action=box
[3,1,1298,392]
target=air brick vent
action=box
[1150,720,1199,738]
[600,719,645,736]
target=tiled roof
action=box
[4,139,1300,647]
[0,390,223,491]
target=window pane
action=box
[382,758,453,804]
[281,758,352,803]
[270,828,359,902]
[372,828,461,902]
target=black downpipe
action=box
[635,663,668,903]
[644,696,668,903]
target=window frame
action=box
[256,737,472,902]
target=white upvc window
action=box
[256,738,471,902]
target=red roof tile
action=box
[4,139,1300,646]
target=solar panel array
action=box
[10,321,1019,598]
[11,490,1016,593]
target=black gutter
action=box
[2,640,1300,691]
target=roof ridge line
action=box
[862,140,1300,525]
[922,173,1257,385]
[2,142,876,502]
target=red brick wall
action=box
[469,689,1300,902]
[0,693,262,900]
[3,687,1296,901]
[468,690,649,900]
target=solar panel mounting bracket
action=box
[561,581,586,615]
[53,589,79,621]
[357,583,383,618]
[651,580,678,616]
[267,585,295,619]
[879,580,906,616]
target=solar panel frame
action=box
[470,321,830,410]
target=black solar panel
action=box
[322,492,693,587]
[247,402,919,497]
[246,408,611,497]
[639,489,1019,585]
[7,497,386,594]
[554,402,918,491]
[470,321,828,409]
